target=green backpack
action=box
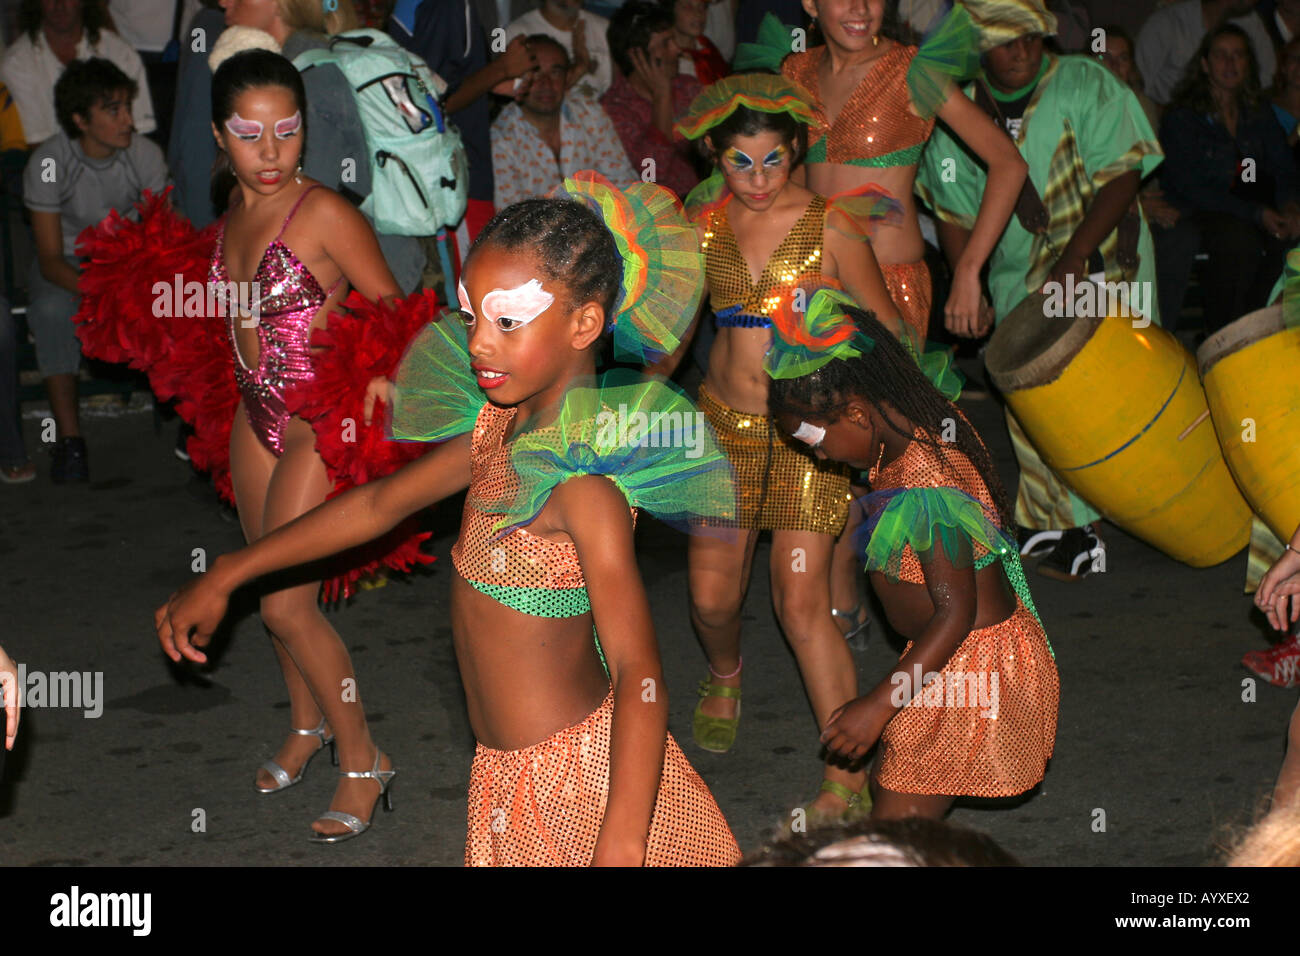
[293,28,468,235]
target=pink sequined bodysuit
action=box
[210,184,342,456]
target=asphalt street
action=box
[0,360,1294,866]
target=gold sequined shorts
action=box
[877,603,1059,798]
[697,384,851,534]
[465,687,742,867]
[881,259,932,344]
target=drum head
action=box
[984,293,1101,393]
[1196,305,1285,378]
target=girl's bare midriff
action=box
[450,572,610,753]
[805,162,926,266]
[702,326,773,415]
[870,563,1018,641]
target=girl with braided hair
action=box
[155,172,742,866]
[766,290,1058,818]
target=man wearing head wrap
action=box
[916,0,1164,581]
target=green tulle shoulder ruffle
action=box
[900,325,965,401]
[733,12,801,72]
[487,370,737,536]
[905,4,982,120]
[862,486,1011,580]
[387,314,484,442]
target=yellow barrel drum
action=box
[985,298,1250,567]
[1197,305,1300,541]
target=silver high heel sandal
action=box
[310,750,396,844]
[255,718,337,793]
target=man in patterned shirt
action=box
[491,34,638,209]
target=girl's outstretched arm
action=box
[821,544,979,761]
[154,433,473,663]
[932,90,1027,335]
[552,475,667,867]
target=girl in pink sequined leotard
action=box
[206,49,403,843]
[211,184,343,456]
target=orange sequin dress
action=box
[697,195,852,534]
[867,433,1059,797]
[783,44,936,340]
[458,402,742,866]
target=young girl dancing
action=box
[76,48,433,843]
[766,289,1058,818]
[670,74,903,822]
[155,173,744,866]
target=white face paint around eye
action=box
[457,279,473,317]
[273,111,302,139]
[792,421,826,448]
[225,112,263,140]
[479,278,554,331]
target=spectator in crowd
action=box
[392,0,537,247]
[1046,0,1091,52]
[703,0,737,62]
[166,0,225,227]
[1,0,156,145]
[669,0,727,84]
[1271,34,1300,150]
[491,34,637,207]
[601,0,701,199]
[507,0,614,97]
[22,59,169,482]
[1258,0,1300,54]
[1137,0,1277,105]
[474,0,531,34]
[1158,24,1300,332]
[218,0,425,294]
[108,0,201,142]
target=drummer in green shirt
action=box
[915,0,1164,581]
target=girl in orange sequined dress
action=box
[154,173,742,866]
[766,290,1058,817]
[669,75,907,823]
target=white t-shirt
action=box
[108,0,202,52]
[0,29,156,144]
[704,0,735,62]
[1136,0,1277,105]
[506,8,613,97]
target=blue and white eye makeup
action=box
[480,279,554,332]
[225,113,263,140]
[273,111,302,139]
[792,421,826,448]
[723,146,754,172]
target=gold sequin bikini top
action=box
[701,194,826,327]
[783,45,935,169]
[451,402,635,618]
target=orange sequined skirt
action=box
[881,259,932,343]
[877,603,1059,798]
[697,383,851,534]
[465,688,742,866]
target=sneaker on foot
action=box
[1242,634,1300,688]
[1017,525,1063,557]
[1037,525,1104,581]
[51,437,89,484]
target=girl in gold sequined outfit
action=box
[671,76,904,822]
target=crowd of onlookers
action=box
[3,0,1300,485]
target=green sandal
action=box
[805,779,872,827]
[693,679,742,754]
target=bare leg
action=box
[688,528,759,719]
[44,373,80,439]
[869,783,956,820]
[230,407,331,787]
[1273,698,1300,810]
[770,529,867,812]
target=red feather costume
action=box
[73,189,437,601]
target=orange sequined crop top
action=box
[451,401,635,618]
[782,45,935,169]
[701,194,826,327]
[866,431,1000,585]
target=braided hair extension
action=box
[472,198,623,320]
[768,306,1014,528]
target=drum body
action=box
[986,299,1250,567]
[1198,306,1300,542]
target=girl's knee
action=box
[772,583,829,636]
[259,592,318,638]
[691,585,743,630]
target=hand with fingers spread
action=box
[0,644,19,751]
[629,45,673,100]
